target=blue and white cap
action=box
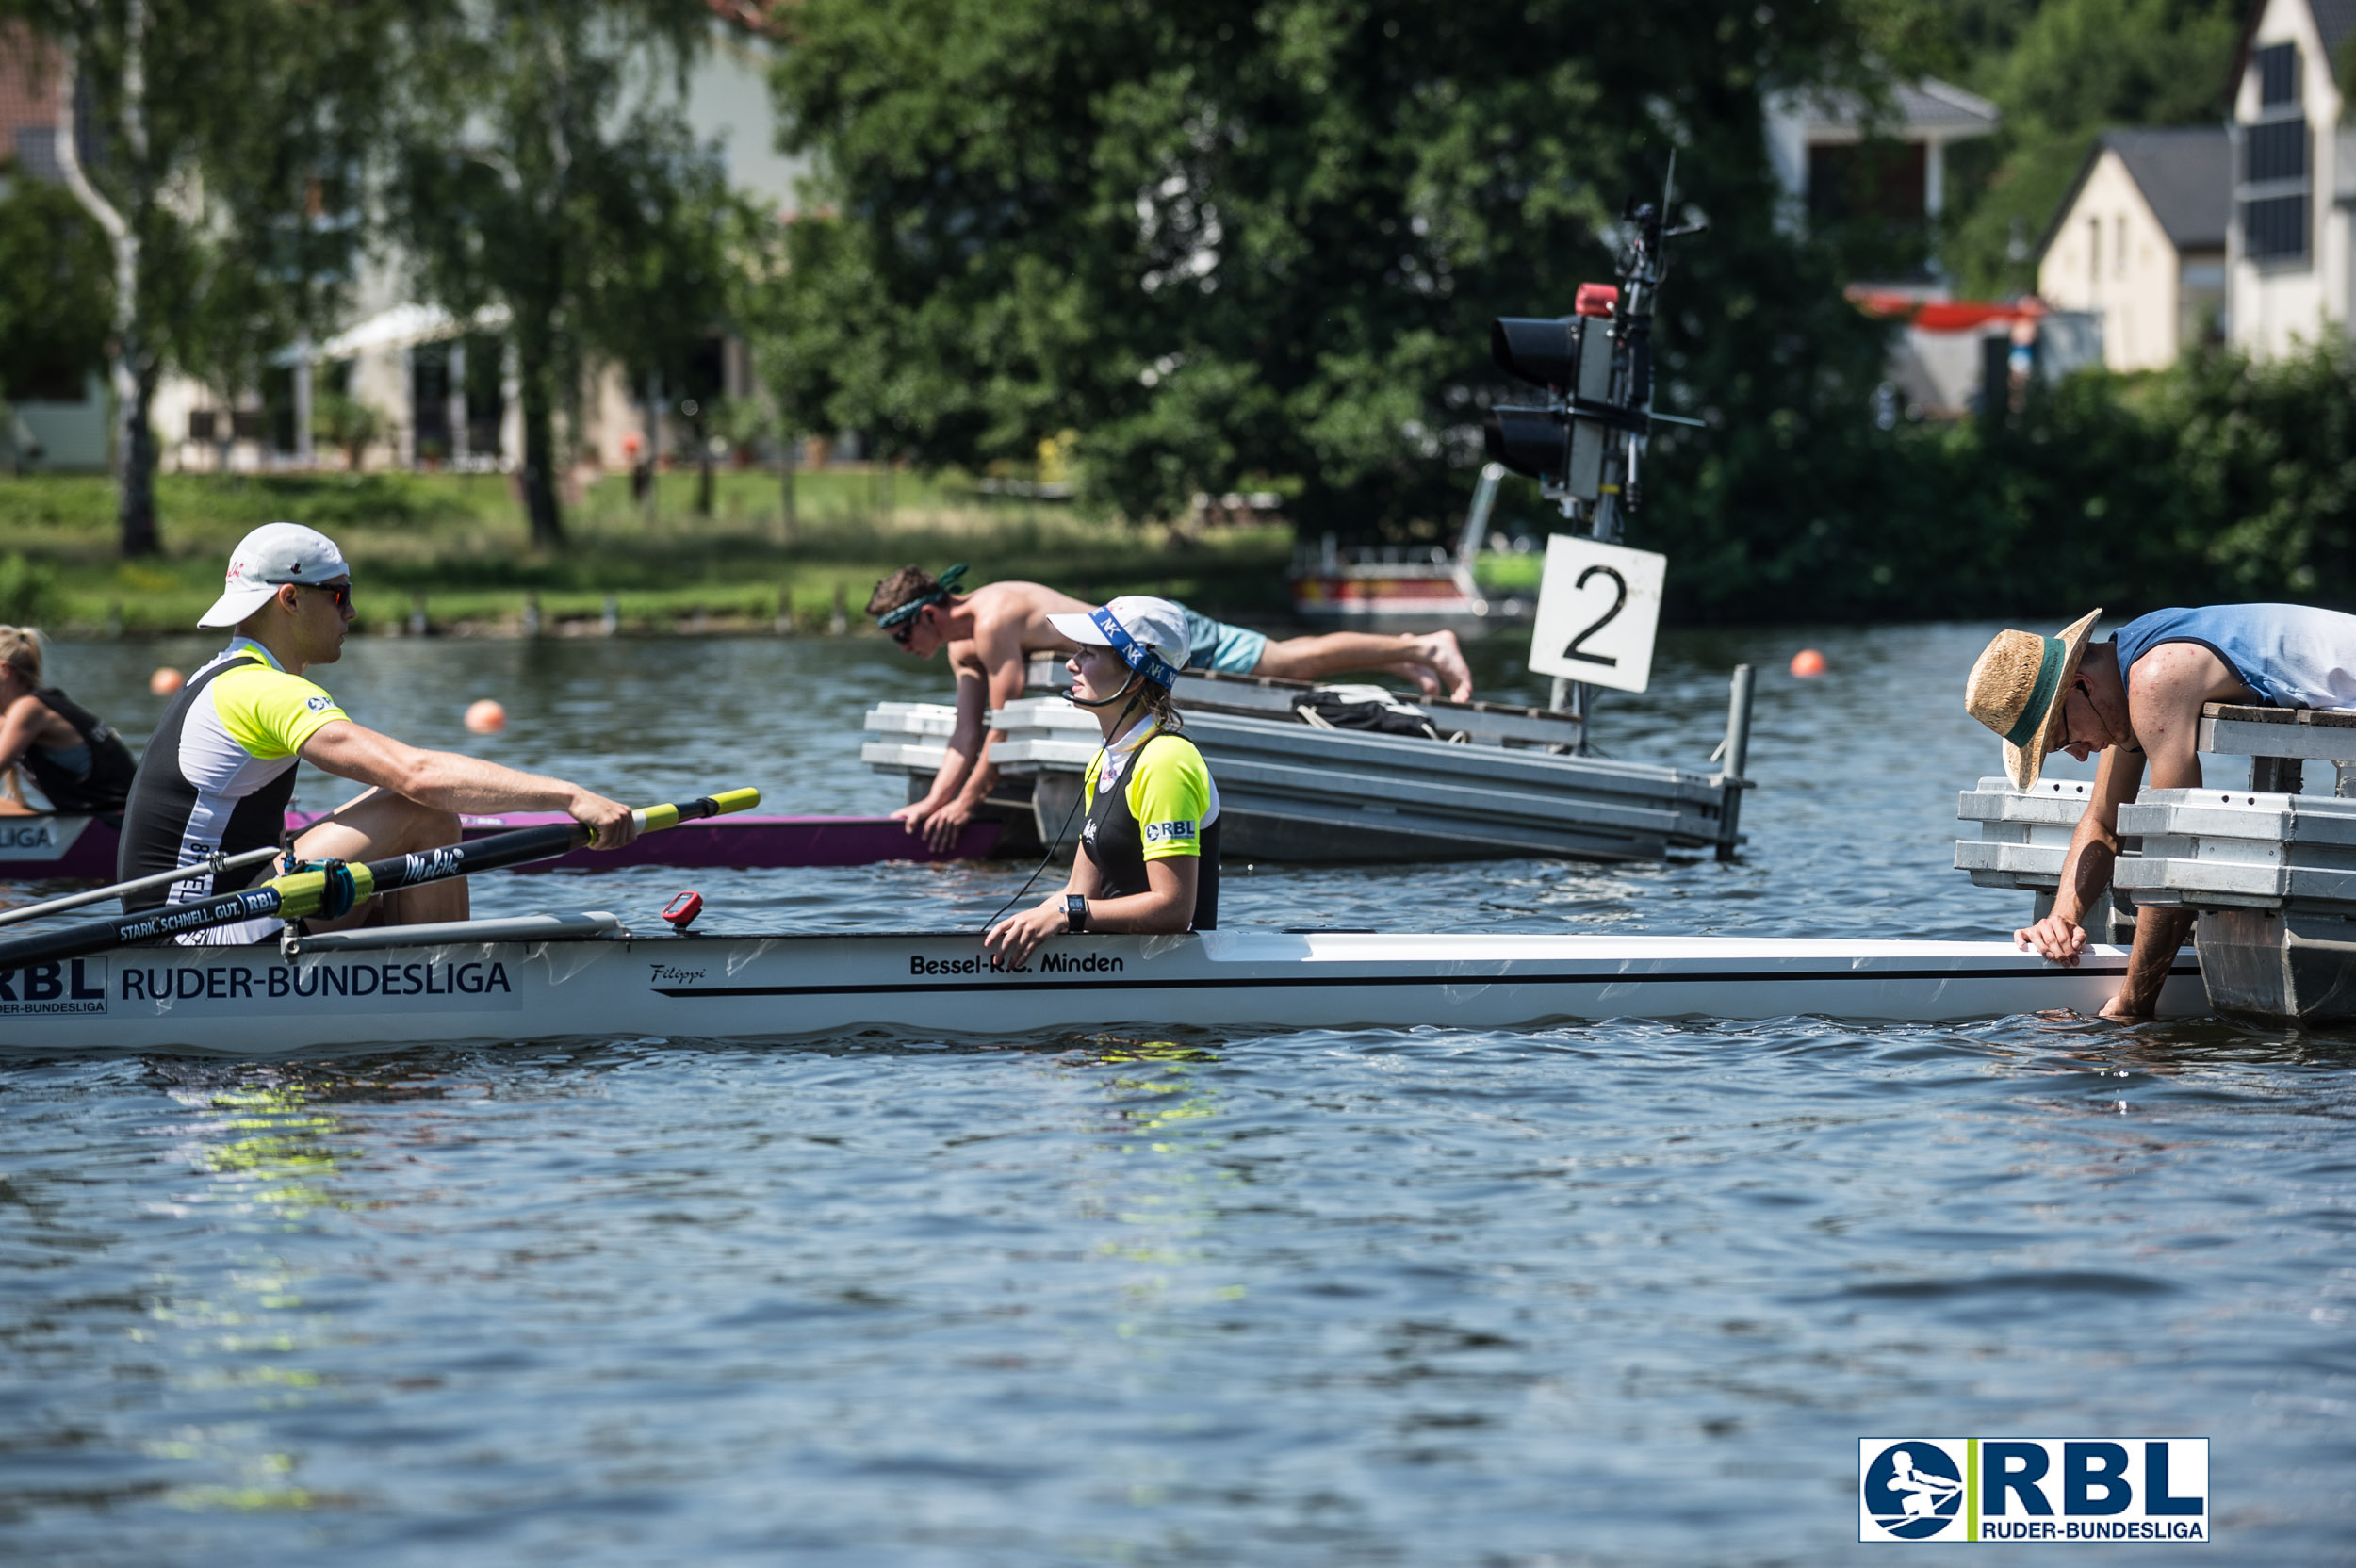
[1046,596,1189,689]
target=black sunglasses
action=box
[273,579,352,613]
[890,609,922,646]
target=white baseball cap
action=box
[199,522,352,628]
[1044,595,1190,688]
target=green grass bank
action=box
[0,469,1303,635]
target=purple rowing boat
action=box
[0,811,1000,882]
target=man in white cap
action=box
[984,595,1219,968]
[117,522,638,941]
[1965,602,2356,1018]
[868,564,1472,851]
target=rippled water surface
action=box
[3,625,2352,1564]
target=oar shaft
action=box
[0,880,291,969]
[0,788,761,972]
[0,845,283,931]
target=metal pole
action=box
[448,339,468,466]
[291,335,314,468]
[0,845,282,930]
[1715,662,1756,861]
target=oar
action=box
[0,845,286,931]
[0,788,760,971]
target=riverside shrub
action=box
[1644,336,2356,624]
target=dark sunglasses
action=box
[890,610,922,646]
[273,579,352,613]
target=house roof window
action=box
[2256,41,2299,108]
[2240,41,2310,264]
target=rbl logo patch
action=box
[1142,819,1194,843]
[1859,1438,2208,1543]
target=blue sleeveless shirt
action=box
[2111,604,2356,709]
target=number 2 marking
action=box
[1564,564,1627,667]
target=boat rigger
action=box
[0,924,2206,1054]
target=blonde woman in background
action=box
[0,626,137,816]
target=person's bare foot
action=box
[1415,630,1474,702]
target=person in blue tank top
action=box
[1963,603,2356,1019]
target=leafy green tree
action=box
[0,168,110,409]
[1935,0,2241,295]
[767,0,1913,555]
[0,0,395,555]
[386,0,736,547]
[732,209,875,534]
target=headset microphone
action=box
[1067,670,1138,708]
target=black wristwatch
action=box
[1064,893,1090,933]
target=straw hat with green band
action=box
[1964,608,2102,789]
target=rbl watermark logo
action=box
[1859,1438,2208,1543]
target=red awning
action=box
[1844,287,2047,333]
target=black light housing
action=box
[1483,406,1568,480]
[1491,318,1579,389]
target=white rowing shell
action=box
[0,931,2206,1054]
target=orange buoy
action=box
[149,666,184,695]
[464,698,507,734]
[1789,648,1828,678]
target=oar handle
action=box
[0,787,763,972]
[629,787,761,837]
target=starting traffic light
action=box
[1483,301,1621,498]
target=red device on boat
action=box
[661,890,704,930]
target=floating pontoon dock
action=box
[1957,701,2356,1023]
[865,662,1754,865]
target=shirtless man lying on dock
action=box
[1965,603,2356,1020]
[870,564,1474,850]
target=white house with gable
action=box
[2226,0,2356,356]
[2038,129,2230,370]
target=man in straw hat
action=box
[1965,603,2356,1018]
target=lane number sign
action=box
[1527,534,1667,694]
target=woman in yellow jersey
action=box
[984,596,1220,969]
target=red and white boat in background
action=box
[1287,463,1534,633]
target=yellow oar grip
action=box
[270,862,378,921]
[630,787,761,835]
[274,868,328,919]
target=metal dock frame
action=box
[868,666,1759,866]
[2109,703,2356,1021]
[1953,775,2135,941]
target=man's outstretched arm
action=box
[897,613,1036,851]
[2017,743,2143,967]
[892,664,990,845]
[300,721,639,846]
[2098,658,2217,1019]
